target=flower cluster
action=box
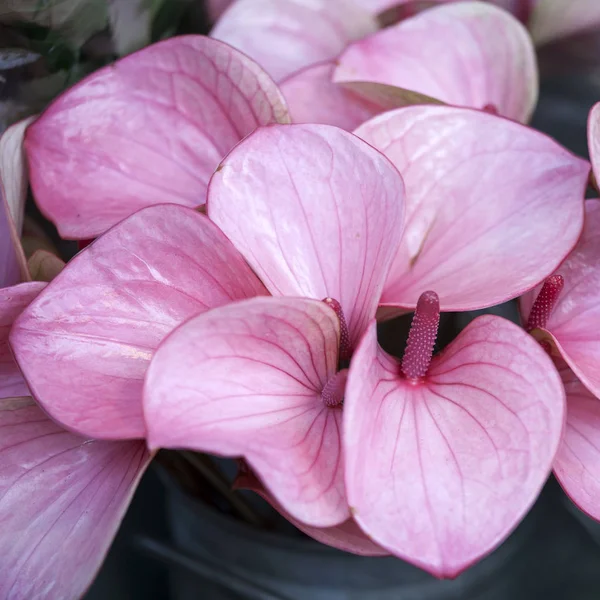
[1,1,600,597]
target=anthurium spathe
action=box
[9,204,268,439]
[0,283,150,600]
[24,35,290,240]
[142,122,405,525]
[344,291,565,576]
[334,2,538,123]
[353,105,589,313]
[519,199,600,520]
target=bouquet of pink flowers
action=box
[2,0,600,597]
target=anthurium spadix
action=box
[353,105,589,313]
[0,284,150,600]
[520,199,600,520]
[344,291,565,577]
[24,35,290,240]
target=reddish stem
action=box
[526,275,564,332]
[401,291,440,380]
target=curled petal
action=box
[25,36,290,239]
[336,2,537,123]
[0,117,34,234]
[355,106,589,312]
[208,123,405,346]
[0,282,46,399]
[211,0,376,81]
[521,200,600,399]
[553,362,600,521]
[344,316,565,576]
[0,396,149,600]
[588,103,600,186]
[529,0,600,45]
[145,297,348,527]
[10,205,266,439]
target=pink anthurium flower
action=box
[353,105,589,313]
[0,283,150,599]
[24,35,290,240]
[344,291,565,576]
[519,198,600,520]
[141,122,405,525]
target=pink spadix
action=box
[321,369,349,408]
[401,291,440,380]
[323,297,352,361]
[526,275,564,332]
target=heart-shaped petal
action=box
[145,297,348,527]
[355,105,589,312]
[520,200,600,399]
[25,36,290,239]
[208,123,405,347]
[336,2,537,122]
[10,204,267,439]
[0,396,149,600]
[553,362,600,521]
[0,282,46,399]
[211,0,376,81]
[344,315,565,576]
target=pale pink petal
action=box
[280,62,381,130]
[0,282,45,399]
[145,297,348,527]
[211,0,376,81]
[10,204,267,440]
[0,116,35,234]
[588,103,600,186]
[335,2,537,123]
[355,106,589,312]
[344,316,565,576]
[553,362,600,521]
[208,123,405,347]
[25,36,290,239]
[235,471,387,555]
[529,0,600,45]
[0,396,149,599]
[520,200,600,400]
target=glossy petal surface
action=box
[25,36,290,239]
[530,0,600,45]
[554,362,600,521]
[145,297,348,527]
[0,396,149,600]
[521,200,600,399]
[336,2,537,123]
[355,106,588,311]
[209,123,405,346]
[10,205,266,439]
[344,316,565,576]
[211,0,376,81]
[0,282,45,399]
